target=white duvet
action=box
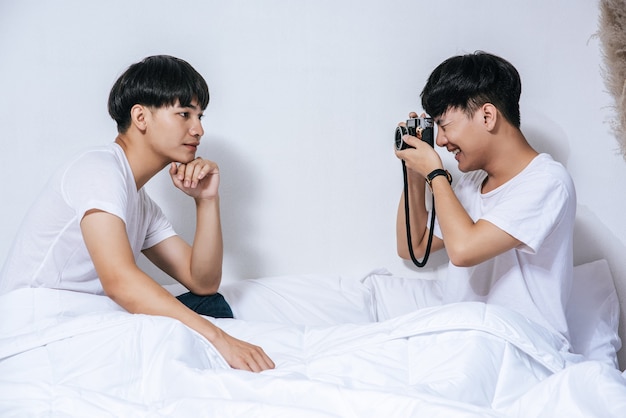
[2,285,626,417]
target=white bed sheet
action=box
[1,278,626,418]
[362,259,622,367]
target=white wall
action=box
[1,0,625,366]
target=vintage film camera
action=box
[394,116,434,150]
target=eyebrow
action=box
[179,103,199,110]
[175,102,203,114]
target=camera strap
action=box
[402,160,436,268]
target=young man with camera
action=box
[0,55,275,372]
[395,52,576,341]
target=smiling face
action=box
[434,106,492,173]
[143,100,205,164]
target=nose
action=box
[190,119,204,139]
[435,127,447,147]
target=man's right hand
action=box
[211,328,276,372]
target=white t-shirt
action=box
[434,153,576,339]
[0,143,176,295]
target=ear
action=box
[481,103,498,131]
[130,104,148,132]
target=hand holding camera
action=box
[394,114,444,180]
[394,114,442,268]
[395,116,434,150]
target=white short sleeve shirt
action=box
[0,143,176,295]
[435,153,576,338]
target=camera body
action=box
[395,117,434,150]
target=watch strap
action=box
[426,169,452,187]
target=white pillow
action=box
[566,259,621,366]
[218,274,376,326]
[361,266,446,322]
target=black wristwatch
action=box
[425,169,452,188]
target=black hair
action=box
[108,55,210,133]
[420,51,521,128]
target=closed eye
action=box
[438,121,452,132]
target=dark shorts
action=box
[176,291,234,318]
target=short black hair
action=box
[108,55,210,133]
[421,51,521,128]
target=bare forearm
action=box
[108,265,274,371]
[103,264,222,342]
[190,196,223,292]
[429,177,478,266]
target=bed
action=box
[1,259,625,417]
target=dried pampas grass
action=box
[598,0,626,160]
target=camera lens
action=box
[395,126,408,150]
